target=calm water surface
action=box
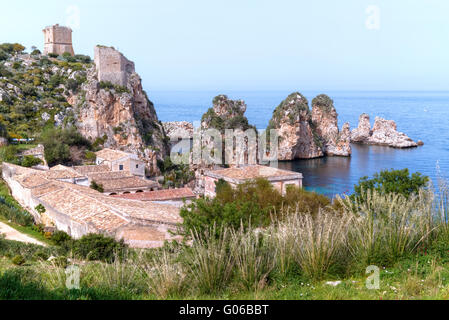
[151,90,449,197]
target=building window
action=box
[119,165,124,171]
[136,164,139,169]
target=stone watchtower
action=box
[43,24,74,56]
[94,46,135,87]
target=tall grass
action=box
[230,227,275,291]
[185,227,234,294]
[338,190,435,266]
[143,250,187,299]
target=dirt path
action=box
[0,221,46,246]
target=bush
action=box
[11,255,25,266]
[40,127,91,166]
[51,231,71,246]
[72,234,127,262]
[21,155,42,168]
[0,196,34,226]
[90,181,104,193]
[353,168,429,200]
[180,178,330,237]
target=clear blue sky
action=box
[2,0,449,91]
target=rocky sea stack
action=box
[351,114,418,148]
[267,92,350,160]
[201,94,254,132]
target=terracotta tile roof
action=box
[95,148,135,161]
[72,165,111,175]
[95,176,158,192]
[205,165,303,182]
[45,169,85,180]
[17,173,50,188]
[88,171,131,181]
[2,163,182,233]
[113,188,195,201]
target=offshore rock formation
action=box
[71,47,169,175]
[351,114,418,148]
[267,93,323,160]
[311,95,351,157]
[267,93,350,160]
[201,95,253,131]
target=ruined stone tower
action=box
[94,46,135,86]
[43,24,74,56]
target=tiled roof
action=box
[95,148,134,161]
[2,163,182,233]
[113,188,195,201]
[88,171,131,181]
[205,165,303,182]
[72,165,111,175]
[95,176,158,192]
[45,169,85,180]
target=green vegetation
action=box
[40,127,92,166]
[353,168,429,200]
[180,178,330,236]
[157,157,194,188]
[201,95,255,133]
[0,43,92,139]
[99,81,129,94]
[267,92,310,130]
[90,180,104,193]
[311,94,335,112]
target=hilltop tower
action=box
[94,46,135,86]
[43,24,74,56]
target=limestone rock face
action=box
[351,113,371,143]
[72,51,168,175]
[267,93,323,160]
[311,95,351,157]
[351,114,418,148]
[201,95,251,130]
[369,117,418,148]
[162,121,194,141]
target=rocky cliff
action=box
[351,114,418,148]
[0,45,168,175]
[267,93,351,160]
[311,94,351,157]
[71,56,169,174]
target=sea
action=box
[150,90,449,197]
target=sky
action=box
[1,0,449,91]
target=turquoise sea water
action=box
[151,90,449,197]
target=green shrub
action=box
[90,181,104,193]
[11,255,25,266]
[48,53,58,58]
[72,234,127,262]
[0,196,34,226]
[40,127,91,166]
[353,168,429,200]
[51,231,71,246]
[21,155,42,168]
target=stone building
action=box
[2,163,182,248]
[203,165,303,198]
[94,46,135,86]
[43,24,74,56]
[95,148,145,177]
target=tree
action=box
[90,181,104,193]
[353,169,429,199]
[40,127,91,166]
